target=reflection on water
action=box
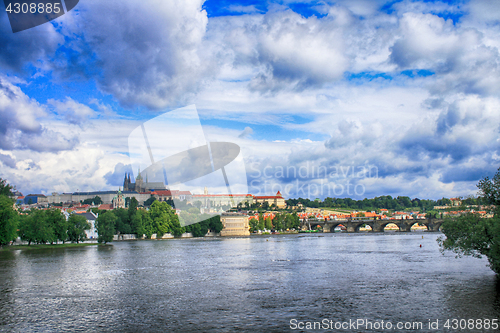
[0,233,499,332]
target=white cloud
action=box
[54,0,211,109]
[389,12,500,97]
[48,97,96,125]
[2,1,500,201]
[0,76,77,152]
[238,126,253,138]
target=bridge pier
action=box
[398,225,411,232]
[346,226,356,233]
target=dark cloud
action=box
[440,166,495,184]
[399,131,473,161]
[104,163,133,187]
[0,10,63,73]
[0,153,16,168]
[436,105,461,135]
[50,0,211,109]
[398,97,499,163]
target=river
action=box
[1,233,499,332]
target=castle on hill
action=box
[123,170,167,192]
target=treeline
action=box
[92,199,223,243]
[18,210,90,245]
[179,209,223,237]
[0,180,89,246]
[286,195,486,211]
[0,179,224,246]
[248,212,300,232]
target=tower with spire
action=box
[123,167,165,193]
[123,173,130,191]
[135,168,143,192]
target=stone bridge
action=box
[301,218,444,233]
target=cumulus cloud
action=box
[399,95,500,162]
[238,126,253,138]
[54,0,211,109]
[0,152,16,168]
[0,76,78,151]
[0,10,63,73]
[390,12,500,97]
[250,9,349,92]
[467,0,500,23]
[2,0,500,200]
[48,97,96,125]
[104,162,133,187]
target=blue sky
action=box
[1,0,500,200]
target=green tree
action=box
[209,215,223,233]
[426,210,439,218]
[273,213,284,231]
[264,217,273,230]
[0,194,18,245]
[128,197,139,217]
[18,214,35,245]
[115,208,132,234]
[438,213,500,273]
[96,211,117,244]
[478,167,500,205]
[249,217,259,232]
[140,209,154,238]
[81,196,102,206]
[438,167,500,274]
[67,214,90,243]
[46,209,68,244]
[0,178,14,197]
[149,201,171,237]
[18,210,54,245]
[184,214,224,237]
[144,195,156,207]
[285,212,300,230]
[170,213,185,237]
[131,210,145,237]
[257,213,265,231]
[149,201,185,237]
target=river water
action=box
[1,233,499,332]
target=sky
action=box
[1,0,500,200]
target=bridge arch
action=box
[354,222,374,232]
[327,222,346,233]
[382,222,399,231]
[409,221,428,231]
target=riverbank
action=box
[0,243,99,251]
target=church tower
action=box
[123,173,129,191]
[135,168,143,192]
